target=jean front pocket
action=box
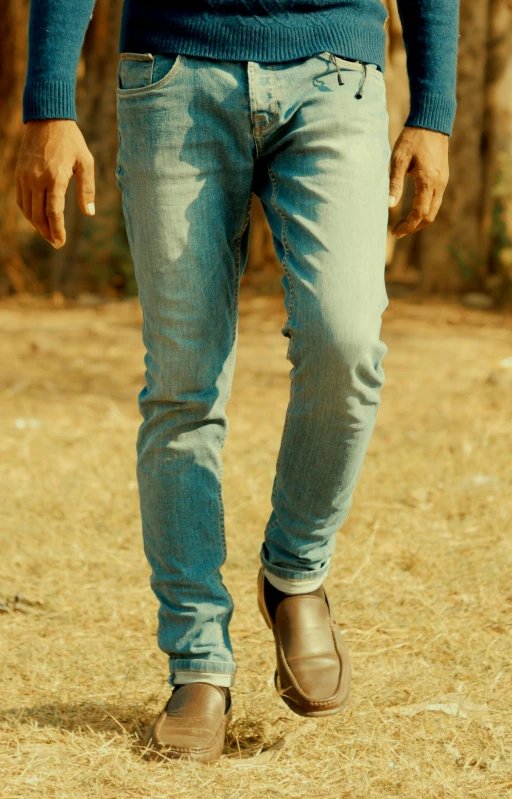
[116,53,182,97]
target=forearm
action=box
[23,0,96,122]
[396,0,460,136]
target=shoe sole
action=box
[274,670,350,718]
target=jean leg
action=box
[116,56,254,686]
[254,54,391,590]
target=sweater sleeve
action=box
[396,0,460,136]
[23,0,97,123]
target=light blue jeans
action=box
[116,51,391,688]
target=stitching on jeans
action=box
[268,166,294,362]
[270,64,280,120]
[247,62,261,157]
[264,567,329,584]
[217,194,253,559]
[172,668,235,676]
[268,163,295,501]
[116,54,184,97]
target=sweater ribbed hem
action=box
[23,81,77,123]
[121,16,387,70]
[406,92,457,136]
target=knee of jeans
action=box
[137,370,221,424]
[302,324,387,393]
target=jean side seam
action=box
[268,163,295,502]
[216,194,253,561]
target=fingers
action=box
[15,120,95,249]
[389,127,449,238]
[413,188,444,234]
[392,172,434,239]
[19,182,33,227]
[32,187,53,243]
[74,151,96,216]
[388,152,410,209]
[15,167,67,248]
[46,185,67,248]
[392,171,447,238]
[427,187,444,224]
[15,174,23,214]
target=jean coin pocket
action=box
[117,53,180,94]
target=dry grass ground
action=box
[0,290,511,799]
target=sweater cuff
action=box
[23,81,77,123]
[405,92,457,136]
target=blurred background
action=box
[2,0,512,304]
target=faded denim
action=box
[116,51,391,688]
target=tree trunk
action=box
[481,0,512,292]
[416,0,491,292]
[0,0,40,295]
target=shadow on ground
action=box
[0,701,277,759]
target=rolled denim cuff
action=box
[169,659,236,688]
[171,671,234,688]
[261,547,330,594]
[263,568,328,594]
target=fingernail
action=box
[86,202,96,215]
[389,195,397,208]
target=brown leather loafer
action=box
[143,682,232,763]
[257,567,351,717]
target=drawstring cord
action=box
[329,54,368,98]
[329,53,344,86]
[355,63,368,99]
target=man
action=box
[17,0,459,765]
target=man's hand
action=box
[15,119,95,249]
[388,127,449,239]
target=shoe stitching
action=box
[277,644,346,708]
[151,700,230,753]
[154,733,226,755]
[258,569,350,710]
[274,609,347,707]
[151,715,228,755]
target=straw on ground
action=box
[0,290,511,798]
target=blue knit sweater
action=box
[23,1,459,135]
